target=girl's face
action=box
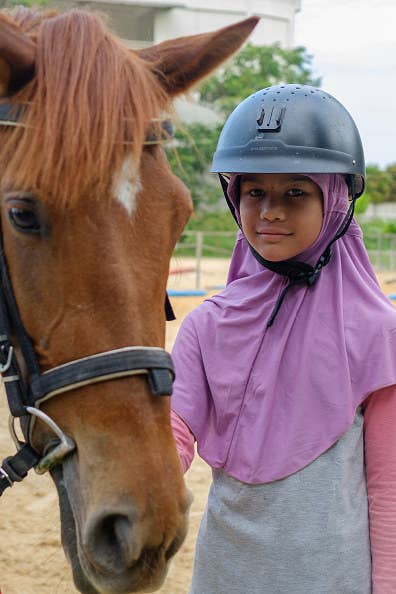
[239,173,323,262]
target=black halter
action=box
[0,104,176,495]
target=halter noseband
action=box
[0,104,176,495]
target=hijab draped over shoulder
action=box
[171,174,396,483]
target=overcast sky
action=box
[294,0,396,168]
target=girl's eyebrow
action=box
[240,175,268,185]
[240,174,262,183]
[288,175,312,182]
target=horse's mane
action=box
[0,8,169,208]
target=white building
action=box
[59,0,301,49]
[51,0,301,124]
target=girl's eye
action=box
[249,188,264,198]
[8,207,42,233]
[287,188,305,198]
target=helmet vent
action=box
[260,86,326,101]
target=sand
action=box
[0,261,395,594]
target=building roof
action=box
[77,0,184,6]
[78,0,301,14]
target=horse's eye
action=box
[9,207,42,233]
[4,195,47,235]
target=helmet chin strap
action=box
[219,174,358,327]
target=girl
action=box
[171,85,396,594]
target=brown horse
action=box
[0,7,257,594]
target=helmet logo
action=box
[256,105,285,132]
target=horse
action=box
[0,6,257,594]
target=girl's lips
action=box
[256,228,292,236]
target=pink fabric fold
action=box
[171,410,195,473]
[364,385,396,593]
[171,174,396,483]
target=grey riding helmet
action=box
[211,84,365,198]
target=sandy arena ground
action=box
[0,259,395,594]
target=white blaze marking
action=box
[115,156,141,216]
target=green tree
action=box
[354,191,370,215]
[365,165,393,205]
[168,43,321,211]
[385,162,396,203]
[0,0,48,6]
[199,43,321,116]
[167,123,223,212]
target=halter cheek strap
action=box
[0,230,176,494]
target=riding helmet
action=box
[211,84,365,197]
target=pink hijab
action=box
[171,174,396,483]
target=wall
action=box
[154,9,292,47]
[59,0,301,48]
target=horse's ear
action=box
[0,13,36,96]
[137,16,259,96]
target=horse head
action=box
[0,8,257,593]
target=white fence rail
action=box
[361,204,396,221]
[171,231,396,290]
[366,233,396,271]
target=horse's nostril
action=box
[165,527,186,562]
[165,535,180,561]
[103,515,134,564]
[85,512,140,573]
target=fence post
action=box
[375,231,382,270]
[195,231,203,290]
[377,232,382,270]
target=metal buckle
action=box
[0,467,13,487]
[8,415,23,451]
[0,343,13,373]
[25,407,76,474]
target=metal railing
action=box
[172,231,396,290]
[365,233,396,271]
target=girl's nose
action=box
[259,197,286,221]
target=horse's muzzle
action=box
[80,507,188,593]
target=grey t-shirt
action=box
[190,408,371,594]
